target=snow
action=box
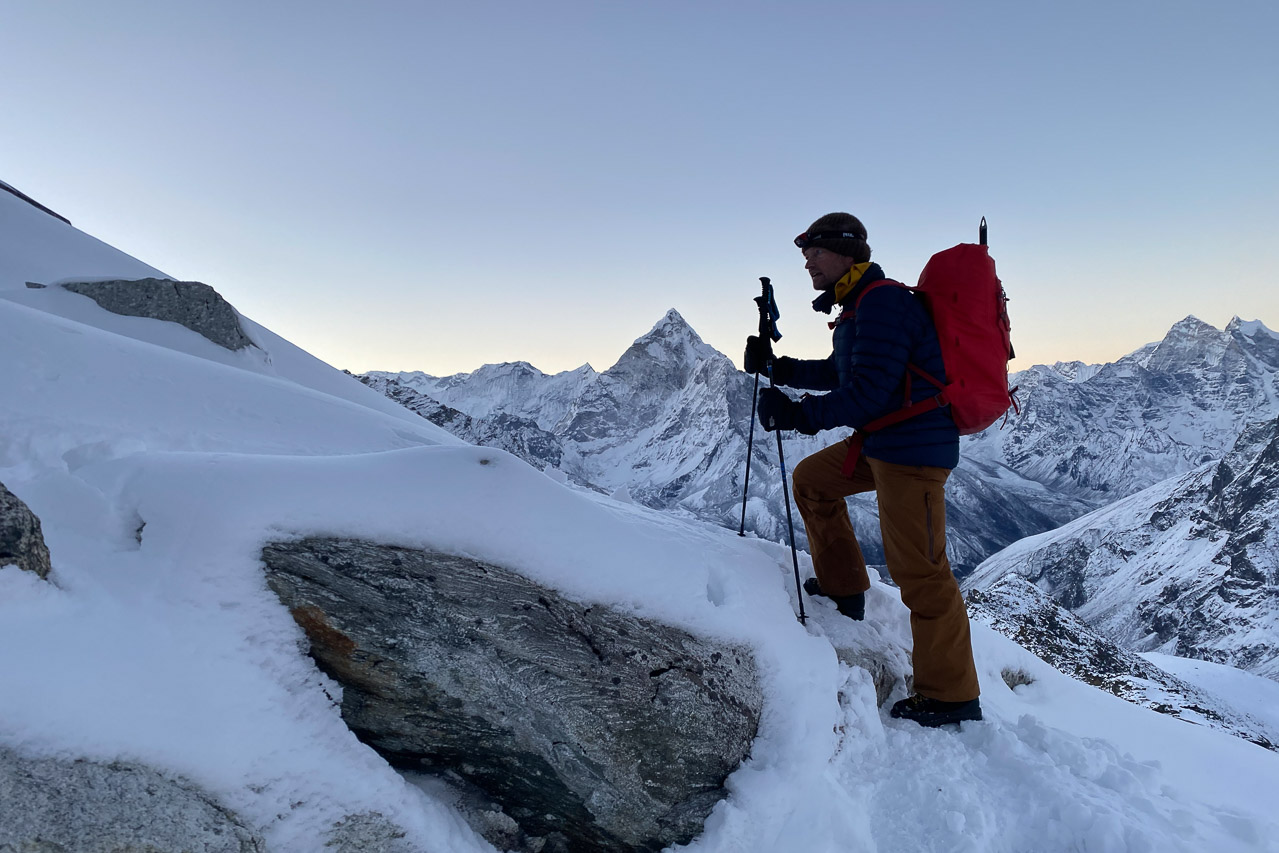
[1143,653,1279,737]
[3,185,1279,851]
[0,187,167,287]
[1233,318,1279,340]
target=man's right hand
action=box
[743,335,773,375]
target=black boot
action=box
[889,694,982,727]
[802,577,864,621]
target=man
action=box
[743,212,981,728]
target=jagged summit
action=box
[1133,315,1236,373]
[1156,315,1221,348]
[1227,317,1279,339]
[650,307,697,335]
[1134,315,1279,362]
[605,308,715,378]
[1045,360,1103,383]
[630,308,705,350]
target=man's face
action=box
[802,246,857,291]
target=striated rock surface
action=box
[0,480,51,579]
[62,278,253,350]
[0,745,264,852]
[261,538,762,853]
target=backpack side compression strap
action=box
[839,392,948,477]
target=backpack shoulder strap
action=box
[851,278,909,312]
[829,279,909,329]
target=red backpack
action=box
[840,219,1017,475]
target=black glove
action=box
[757,387,818,434]
[743,335,774,375]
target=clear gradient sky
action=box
[4,1,1277,376]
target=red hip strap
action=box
[840,433,866,477]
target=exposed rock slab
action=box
[261,538,762,853]
[0,745,264,852]
[62,278,253,350]
[0,480,51,579]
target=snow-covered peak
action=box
[605,307,719,380]
[615,306,703,353]
[1132,315,1232,372]
[1045,360,1104,383]
[1227,317,1279,340]
[649,307,699,339]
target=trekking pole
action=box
[739,278,780,535]
[753,277,807,624]
[738,369,760,536]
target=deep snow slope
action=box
[3,182,1279,852]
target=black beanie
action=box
[801,212,871,262]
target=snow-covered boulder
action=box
[0,744,264,852]
[0,480,51,579]
[261,538,762,853]
[61,278,254,350]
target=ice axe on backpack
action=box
[739,277,807,624]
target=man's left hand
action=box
[757,387,817,434]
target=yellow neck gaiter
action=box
[833,262,874,304]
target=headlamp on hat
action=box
[794,231,864,250]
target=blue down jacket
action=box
[774,264,960,469]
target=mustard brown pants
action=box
[792,437,980,702]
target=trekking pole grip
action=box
[756,277,773,358]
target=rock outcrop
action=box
[0,480,51,579]
[62,278,253,350]
[0,745,264,852]
[262,538,762,853]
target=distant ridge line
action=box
[0,179,71,225]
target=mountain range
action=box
[363,308,1279,688]
[364,310,1279,567]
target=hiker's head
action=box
[795,213,870,290]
